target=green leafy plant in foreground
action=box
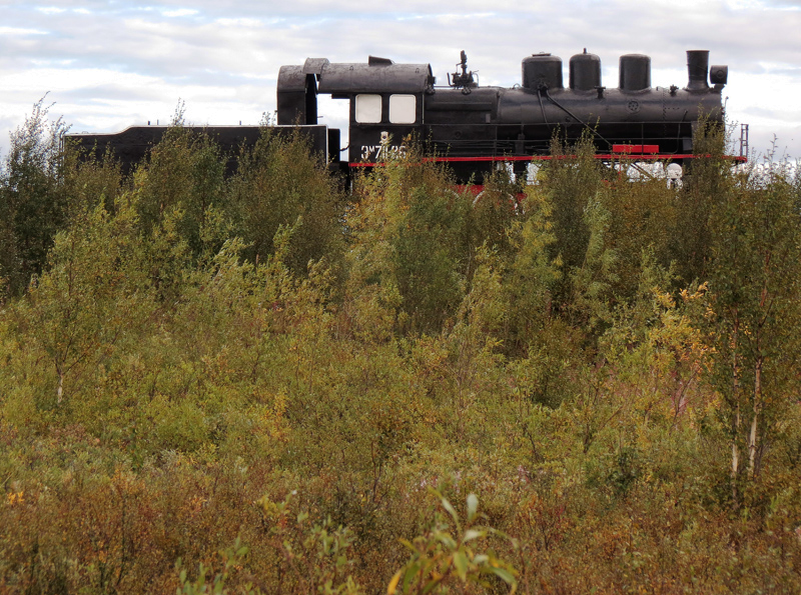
[256,493,363,595]
[176,538,255,595]
[388,491,518,595]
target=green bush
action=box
[1,111,800,594]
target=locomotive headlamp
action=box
[710,65,728,85]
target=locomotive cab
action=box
[277,56,434,167]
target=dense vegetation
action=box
[1,103,800,594]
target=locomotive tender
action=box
[68,49,734,182]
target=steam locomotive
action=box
[68,49,737,182]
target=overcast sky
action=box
[2,0,800,163]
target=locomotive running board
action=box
[349,153,748,167]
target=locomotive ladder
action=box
[740,123,749,158]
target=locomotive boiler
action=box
[68,49,737,183]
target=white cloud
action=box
[1,0,800,161]
[0,26,48,36]
[215,17,267,27]
[1,68,161,94]
[162,8,199,17]
[36,6,68,14]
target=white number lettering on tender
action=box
[360,144,408,161]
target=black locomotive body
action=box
[68,49,733,183]
[278,49,729,183]
[65,123,332,177]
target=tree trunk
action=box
[730,315,740,506]
[55,359,64,405]
[748,356,763,477]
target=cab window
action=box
[389,94,416,124]
[355,94,382,123]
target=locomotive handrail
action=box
[539,87,612,150]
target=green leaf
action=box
[403,562,420,591]
[463,529,485,543]
[422,576,443,595]
[398,538,416,552]
[466,493,478,522]
[453,551,468,581]
[489,566,516,585]
[441,497,459,525]
[434,531,457,550]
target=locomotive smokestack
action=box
[686,50,710,92]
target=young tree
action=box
[226,127,346,279]
[707,163,801,505]
[6,195,153,414]
[133,125,227,258]
[538,133,603,313]
[0,99,69,295]
[345,149,468,336]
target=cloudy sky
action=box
[2,0,800,163]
